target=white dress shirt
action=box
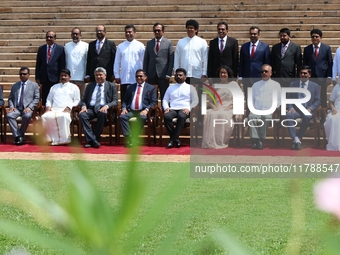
[64,40,89,81]
[174,35,208,78]
[90,84,106,106]
[162,82,199,110]
[131,82,145,110]
[46,82,80,110]
[333,46,340,81]
[113,39,145,84]
[252,79,281,110]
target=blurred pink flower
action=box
[314,178,340,220]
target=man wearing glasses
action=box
[35,31,65,106]
[303,29,332,108]
[7,67,40,145]
[143,23,174,101]
[248,64,281,150]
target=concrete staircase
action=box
[0,1,338,98]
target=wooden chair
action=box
[3,85,43,144]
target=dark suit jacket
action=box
[143,37,174,79]
[86,39,116,81]
[239,41,270,82]
[8,80,40,110]
[0,86,4,106]
[122,83,157,111]
[287,80,321,112]
[303,43,332,80]
[271,41,302,81]
[35,43,65,83]
[207,36,238,78]
[80,81,118,109]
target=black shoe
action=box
[174,139,181,148]
[124,141,133,148]
[167,140,174,148]
[16,136,26,145]
[291,142,297,150]
[84,140,100,148]
[295,142,302,150]
[13,137,20,145]
[256,141,264,150]
[252,139,259,149]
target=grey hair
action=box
[94,67,107,75]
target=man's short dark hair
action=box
[300,65,312,75]
[249,26,260,35]
[135,69,147,76]
[153,22,164,31]
[186,19,199,30]
[60,69,71,76]
[72,27,82,34]
[217,21,228,30]
[279,28,290,36]
[310,28,322,37]
[125,24,136,32]
[20,66,30,74]
[176,68,187,76]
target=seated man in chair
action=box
[285,65,321,150]
[119,69,157,147]
[41,69,80,145]
[79,67,118,148]
[7,67,39,145]
[162,68,199,148]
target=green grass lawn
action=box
[0,159,338,254]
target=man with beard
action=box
[65,27,88,97]
[85,25,116,83]
[41,69,80,145]
[162,68,199,148]
[271,28,302,88]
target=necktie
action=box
[18,83,25,110]
[220,39,224,54]
[281,44,287,58]
[47,46,51,62]
[251,43,256,59]
[134,84,142,110]
[314,45,319,59]
[97,41,103,54]
[156,40,160,53]
[299,82,306,100]
[94,84,102,113]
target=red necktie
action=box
[314,45,319,60]
[134,84,142,110]
[156,40,160,53]
[47,46,51,62]
[250,44,256,59]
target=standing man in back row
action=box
[271,28,302,88]
[35,30,65,106]
[114,24,145,102]
[303,28,332,108]
[85,25,116,83]
[208,21,238,79]
[143,22,174,101]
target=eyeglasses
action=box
[19,73,28,76]
[46,36,54,39]
[261,70,269,73]
[153,29,162,33]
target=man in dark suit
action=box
[207,21,238,79]
[303,28,332,108]
[143,22,174,101]
[285,66,321,150]
[7,67,40,145]
[79,67,118,148]
[85,25,116,83]
[119,69,157,147]
[271,28,302,87]
[239,26,270,111]
[35,30,65,106]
